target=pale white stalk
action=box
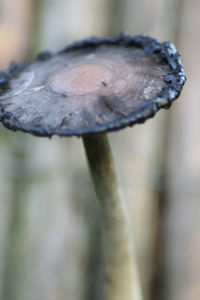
[83,134,142,300]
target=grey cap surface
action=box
[0,34,186,137]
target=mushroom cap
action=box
[0,34,186,137]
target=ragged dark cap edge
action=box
[0,33,186,138]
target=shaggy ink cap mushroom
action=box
[0,33,186,137]
[0,34,186,300]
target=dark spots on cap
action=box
[165,73,176,83]
[36,51,52,62]
[100,96,116,113]
[13,107,26,118]
[101,81,107,87]
[31,116,43,126]
[0,34,186,137]
[8,62,29,77]
[99,95,127,118]
[0,72,9,90]
[61,93,67,98]
[60,116,69,127]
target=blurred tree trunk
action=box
[0,0,34,68]
[0,1,197,300]
[0,1,34,300]
[107,1,179,299]
[162,1,200,299]
[14,1,113,300]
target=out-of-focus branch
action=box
[0,0,33,69]
[0,1,35,300]
[163,1,200,299]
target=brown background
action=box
[0,1,199,300]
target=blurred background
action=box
[0,0,199,300]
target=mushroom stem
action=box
[83,133,142,300]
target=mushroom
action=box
[0,33,186,300]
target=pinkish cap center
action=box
[49,64,112,96]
